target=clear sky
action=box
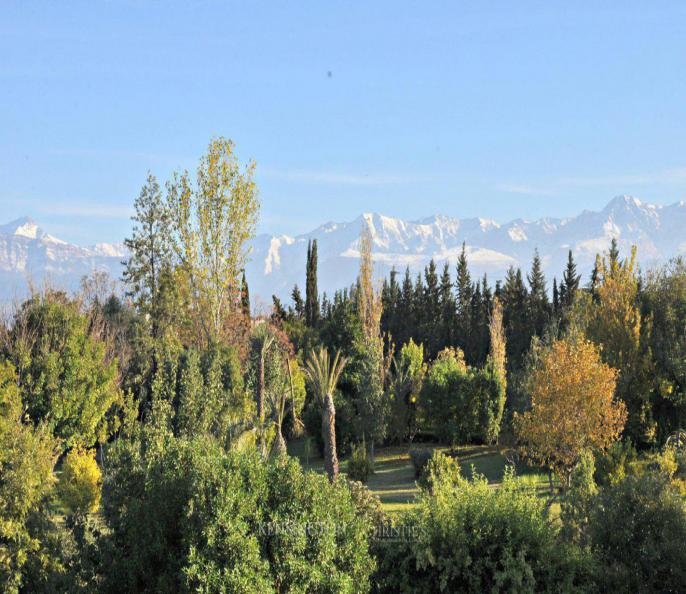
[2,1,686,245]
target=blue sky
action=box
[2,1,686,245]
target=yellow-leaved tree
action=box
[514,337,627,489]
[58,447,102,516]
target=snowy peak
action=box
[0,216,45,240]
[244,196,686,308]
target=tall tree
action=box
[455,243,473,352]
[439,263,456,352]
[240,271,251,319]
[305,239,320,327]
[167,137,260,345]
[560,250,580,308]
[303,347,348,482]
[527,250,549,337]
[123,173,173,338]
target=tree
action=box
[527,249,549,337]
[167,137,260,345]
[123,173,174,339]
[240,271,251,318]
[305,239,320,327]
[387,340,425,443]
[455,243,473,353]
[560,250,580,308]
[57,447,102,516]
[5,292,121,450]
[515,338,627,488]
[303,347,347,482]
[586,245,654,442]
[355,226,388,453]
[0,360,58,591]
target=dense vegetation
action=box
[3,138,686,592]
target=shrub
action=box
[593,438,637,486]
[102,436,375,593]
[58,447,102,515]
[589,472,686,592]
[416,450,461,494]
[347,441,374,483]
[375,470,592,593]
[409,448,432,479]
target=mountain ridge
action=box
[2,196,685,308]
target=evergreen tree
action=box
[609,237,620,269]
[502,267,529,368]
[398,267,415,348]
[240,271,251,318]
[560,250,580,308]
[423,260,441,357]
[291,285,305,319]
[552,277,559,314]
[305,239,320,327]
[123,173,174,338]
[527,249,549,337]
[455,243,473,353]
[439,263,455,352]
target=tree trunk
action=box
[321,393,339,482]
[257,352,265,456]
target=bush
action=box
[58,447,102,516]
[409,448,432,479]
[588,472,686,592]
[593,438,637,486]
[102,436,375,593]
[416,450,461,494]
[375,470,592,593]
[347,441,374,483]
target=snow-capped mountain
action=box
[0,216,126,302]
[2,196,686,308]
[244,196,686,310]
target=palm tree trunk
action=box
[257,351,266,456]
[321,393,339,482]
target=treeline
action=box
[276,238,686,446]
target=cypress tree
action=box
[423,260,441,357]
[240,271,251,319]
[527,249,549,336]
[305,239,320,327]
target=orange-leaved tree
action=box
[514,337,627,489]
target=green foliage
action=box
[101,436,375,593]
[375,470,591,593]
[588,472,686,592]
[57,447,102,516]
[408,448,432,479]
[560,450,598,544]
[0,360,58,592]
[421,348,505,445]
[5,292,122,450]
[347,441,374,483]
[387,340,424,443]
[593,438,637,487]
[416,450,462,494]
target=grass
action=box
[288,438,553,514]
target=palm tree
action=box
[254,331,275,457]
[303,347,347,482]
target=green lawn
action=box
[288,438,552,514]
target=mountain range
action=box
[2,195,685,309]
